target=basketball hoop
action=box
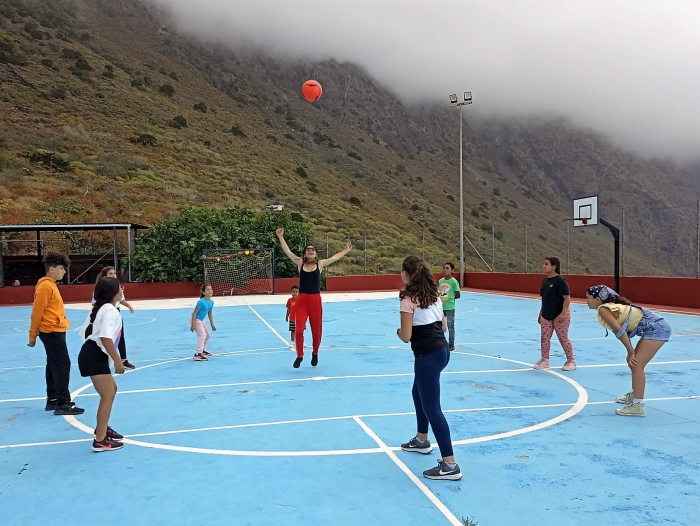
[564,217,588,226]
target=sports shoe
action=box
[193,353,208,361]
[562,360,577,371]
[311,354,318,367]
[615,391,633,404]
[293,357,303,368]
[94,426,123,440]
[615,402,645,417]
[45,400,75,411]
[54,404,85,415]
[533,358,550,370]
[401,437,433,454]
[423,459,463,481]
[122,360,136,370]
[201,350,212,357]
[92,437,124,452]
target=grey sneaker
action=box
[615,403,645,417]
[423,459,462,481]
[401,436,433,454]
[615,391,633,404]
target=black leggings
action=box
[117,322,127,360]
[412,346,454,458]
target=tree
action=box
[131,207,313,282]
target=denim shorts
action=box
[630,309,672,342]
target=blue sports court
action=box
[1,291,699,525]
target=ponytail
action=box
[399,256,438,309]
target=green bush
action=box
[131,207,313,282]
[41,58,53,68]
[231,124,246,137]
[159,83,175,97]
[173,115,188,128]
[194,101,208,113]
[295,166,307,178]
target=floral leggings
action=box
[540,310,575,361]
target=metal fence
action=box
[320,200,700,278]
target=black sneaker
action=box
[293,357,303,368]
[92,437,124,452]
[311,354,318,367]
[54,404,85,415]
[46,400,75,411]
[94,426,123,440]
[401,436,433,454]
[201,350,212,357]
[423,459,462,481]
[122,360,136,370]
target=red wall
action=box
[465,272,700,310]
[2,273,698,310]
[0,279,300,306]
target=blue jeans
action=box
[412,346,454,458]
[444,309,455,349]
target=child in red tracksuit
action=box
[275,228,352,369]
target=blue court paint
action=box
[1,292,699,525]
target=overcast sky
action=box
[146,0,700,161]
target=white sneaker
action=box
[615,402,645,417]
[615,391,633,404]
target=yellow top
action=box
[29,277,70,342]
[596,303,643,334]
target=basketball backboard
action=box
[572,195,599,227]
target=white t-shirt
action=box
[399,296,447,356]
[80,303,123,358]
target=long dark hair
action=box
[586,286,632,305]
[86,277,120,337]
[545,256,561,275]
[97,266,115,281]
[399,256,438,309]
[200,283,212,298]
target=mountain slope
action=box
[0,0,697,277]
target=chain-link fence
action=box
[315,200,700,278]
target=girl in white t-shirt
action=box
[95,266,136,369]
[397,256,462,481]
[78,277,126,452]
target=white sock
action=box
[633,398,643,404]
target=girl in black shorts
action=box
[78,277,126,452]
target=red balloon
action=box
[301,80,323,102]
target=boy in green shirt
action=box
[438,262,460,351]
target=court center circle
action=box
[63,350,589,456]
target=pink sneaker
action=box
[193,353,208,361]
[533,358,550,370]
[562,360,577,371]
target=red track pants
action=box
[295,293,322,358]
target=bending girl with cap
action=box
[275,228,352,368]
[586,285,672,417]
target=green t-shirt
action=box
[438,277,460,311]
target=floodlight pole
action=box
[600,218,620,294]
[450,92,472,288]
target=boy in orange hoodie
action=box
[28,253,84,415]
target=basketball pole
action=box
[600,218,620,294]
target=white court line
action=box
[353,416,462,526]
[245,301,290,346]
[3,394,699,450]
[3,357,700,404]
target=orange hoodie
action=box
[29,277,70,342]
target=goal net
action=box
[201,248,274,296]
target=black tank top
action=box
[299,263,321,294]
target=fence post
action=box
[525,224,528,273]
[697,200,700,278]
[492,227,495,272]
[566,220,569,275]
[364,234,367,273]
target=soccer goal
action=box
[202,248,275,296]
